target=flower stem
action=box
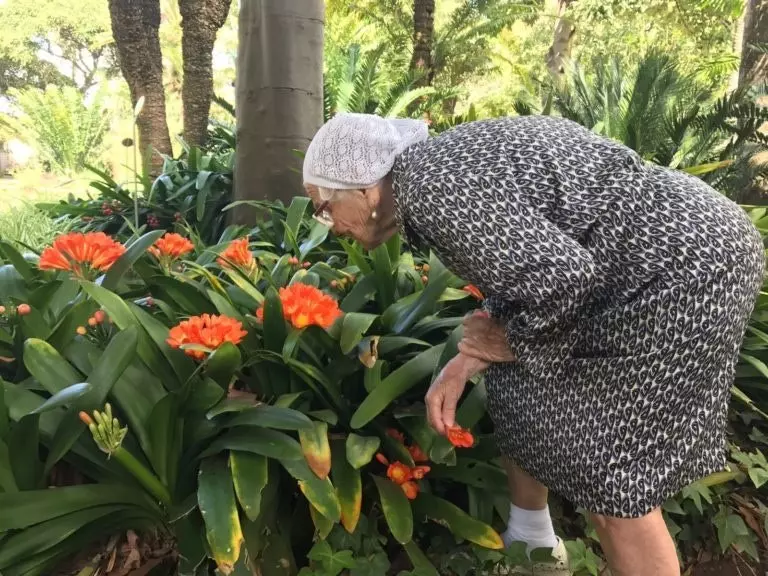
[114,446,171,507]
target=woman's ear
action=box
[363,184,381,214]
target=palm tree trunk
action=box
[409,0,435,87]
[739,0,768,88]
[233,0,324,219]
[546,0,576,79]
[108,0,172,174]
[179,0,232,148]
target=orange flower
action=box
[387,428,405,443]
[386,462,413,485]
[408,444,429,463]
[411,465,431,480]
[446,425,474,448]
[16,304,31,316]
[463,284,484,300]
[39,232,126,278]
[256,283,342,329]
[93,310,106,323]
[149,233,194,260]
[217,238,257,274]
[375,453,390,466]
[166,314,248,360]
[88,317,97,327]
[76,326,87,336]
[401,481,419,500]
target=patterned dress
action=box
[390,116,765,518]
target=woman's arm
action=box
[417,175,596,365]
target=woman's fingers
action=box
[425,380,446,434]
[426,355,473,435]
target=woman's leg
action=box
[503,458,549,509]
[591,508,679,576]
[501,458,561,552]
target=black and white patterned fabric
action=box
[390,116,765,518]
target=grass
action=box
[0,173,83,252]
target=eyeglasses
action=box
[312,200,334,227]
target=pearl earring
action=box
[371,210,378,220]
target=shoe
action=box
[492,539,570,576]
[531,538,569,575]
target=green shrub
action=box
[0,203,72,251]
[0,85,110,176]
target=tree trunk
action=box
[739,0,768,88]
[234,0,324,219]
[409,0,435,86]
[546,0,576,79]
[179,0,232,148]
[108,0,172,174]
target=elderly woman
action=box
[302,113,764,576]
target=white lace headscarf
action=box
[303,113,429,198]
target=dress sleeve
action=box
[415,176,596,366]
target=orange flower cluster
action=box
[377,453,430,500]
[0,303,31,317]
[77,310,108,336]
[217,238,257,275]
[386,428,429,463]
[446,425,474,448]
[166,314,248,360]
[256,283,342,329]
[463,284,484,300]
[149,233,194,260]
[39,232,126,278]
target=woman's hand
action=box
[457,311,516,363]
[426,353,489,435]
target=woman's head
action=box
[303,113,428,248]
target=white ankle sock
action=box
[502,504,559,554]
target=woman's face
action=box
[305,185,380,249]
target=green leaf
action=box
[715,512,749,553]
[260,291,283,342]
[205,342,242,389]
[0,240,36,283]
[372,475,413,544]
[309,505,335,540]
[307,540,356,574]
[403,541,439,576]
[351,344,444,429]
[345,433,381,469]
[0,382,8,440]
[341,274,377,313]
[102,229,164,290]
[9,414,41,490]
[198,456,244,572]
[0,483,160,531]
[331,439,362,534]
[389,276,451,335]
[81,283,180,388]
[200,428,303,460]
[299,221,330,260]
[370,244,395,310]
[299,421,332,479]
[748,467,768,489]
[0,505,127,569]
[339,313,378,354]
[338,239,372,275]
[23,339,83,394]
[283,197,311,252]
[0,439,18,492]
[230,451,268,522]
[146,393,181,495]
[413,493,504,549]
[280,458,341,523]
[30,383,91,414]
[226,405,313,431]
